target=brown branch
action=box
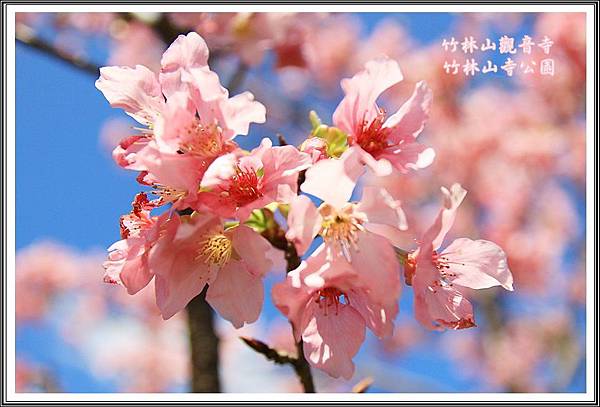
[186,287,221,392]
[15,23,100,76]
[241,336,315,393]
[240,337,296,365]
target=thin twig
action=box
[352,377,374,393]
[240,337,296,365]
[15,23,100,76]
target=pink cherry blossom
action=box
[198,138,311,221]
[334,58,434,174]
[404,184,513,330]
[103,192,179,295]
[272,246,398,379]
[97,32,266,210]
[148,212,273,326]
[286,184,406,306]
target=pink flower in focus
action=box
[96,32,266,210]
[103,193,179,295]
[285,184,406,316]
[148,212,273,326]
[198,138,311,221]
[302,58,435,197]
[272,252,392,379]
[273,246,399,379]
[404,184,513,330]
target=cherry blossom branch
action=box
[15,23,101,76]
[240,337,296,365]
[254,188,315,393]
[186,289,221,392]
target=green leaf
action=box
[324,127,348,158]
[245,209,268,232]
[309,110,322,131]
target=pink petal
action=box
[425,286,476,330]
[378,143,435,173]
[231,225,274,277]
[154,258,210,320]
[261,142,312,181]
[206,260,264,328]
[185,68,229,108]
[112,135,151,171]
[412,261,476,331]
[272,267,313,341]
[441,238,514,291]
[218,92,266,139]
[285,195,322,256]
[422,183,467,252]
[348,289,397,338]
[301,301,366,379]
[118,240,152,295]
[384,80,433,142]
[159,32,211,97]
[96,65,164,125]
[357,186,407,247]
[301,146,365,207]
[332,58,403,136]
[137,142,206,191]
[199,152,239,189]
[348,231,402,306]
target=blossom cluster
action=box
[97,32,514,379]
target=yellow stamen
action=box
[197,233,233,267]
[318,203,366,261]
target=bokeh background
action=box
[15,11,586,393]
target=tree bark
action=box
[186,288,221,392]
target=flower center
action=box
[432,250,463,281]
[319,203,365,260]
[151,184,187,204]
[120,193,154,239]
[179,119,228,158]
[197,233,233,267]
[354,110,391,157]
[225,165,263,208]
[314,287,350,316]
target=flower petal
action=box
[348,289,397,338]
[218,92,266,139]
[441,238,514,291]
[357,186,407,247]
[384,80,433,141]
[206,260,264,328]
[159,32,211,97]
[231,225,273,277]
[301,146,365,207]
[332,58,403,136]
[348,231,402,306]
[272,266,313,341]
[422,183,467,252]
[302,301,366,379]
[96,65,164,125]
[286,195,322,256]
[378,143,435,173]
[154,258,210,320]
